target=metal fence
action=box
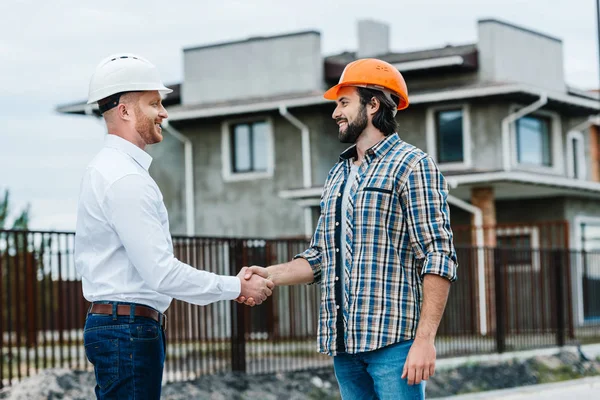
[0,230,599,388]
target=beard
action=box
[338,105,368,144]
[134,105,162,145]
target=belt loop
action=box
[112,302,117,321]
[129,303,136,323]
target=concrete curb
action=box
[433,376,600,399]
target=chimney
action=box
[357,19,390,58]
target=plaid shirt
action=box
[295,133,458,356]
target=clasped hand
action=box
[235,265,271,306]
[236,266,273,306]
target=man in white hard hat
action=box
[75,54,274,399]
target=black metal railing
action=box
[0,230,599,388]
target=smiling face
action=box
[331,86,369,144]
[132,90,168,145]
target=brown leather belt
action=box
[89,303,167,330]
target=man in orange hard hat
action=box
[240,58,458,399]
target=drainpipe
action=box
[501,94,548,171]
[447,194,487,336]
[279,105,314,237]
[161,120,195,236]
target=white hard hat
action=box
[87,54,173,110]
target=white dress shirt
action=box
[75,134,240,313]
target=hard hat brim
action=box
[323,83,409,110]
[87,85,173,104]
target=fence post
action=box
[554,249,565,348]
[494,248,506,353]
[230,239,247,373]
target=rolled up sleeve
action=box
[294,211,325,284]
[401,156,458,282]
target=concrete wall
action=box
[469,101,509,171]
[158,111,331,238]
[477,19,565,92]
[182,32,323,105]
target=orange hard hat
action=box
[324,58,409,111]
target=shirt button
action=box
[336,305,340,310]
[335,276,339,281]
[336,248,340,253]
[338,192,342,197]
[335,222,339,226]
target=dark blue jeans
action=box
[83,302,166,399]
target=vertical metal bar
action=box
[49,234,56,370]
[72,233,82,371]
[57,236,64,368]
[192,238,200,378]
[0,231,5,388]
[230,239,246,373]
[65,238,73,371]
[14,232,23,382]
[6,232,14,385]
[23,233,32,379]
[494,249,506,353]
[199,239,209,376]
[32,234,40,375]
[554,250,566,347]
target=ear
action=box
[367,96,380,116]
[116,103,132,122]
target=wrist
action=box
[415,331,436,344]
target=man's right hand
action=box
[237,267,273,305]
[236,266,271,306]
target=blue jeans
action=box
[333,340,426,400]
[83,302,166,399]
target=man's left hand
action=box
[401,337,436,385]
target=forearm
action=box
[266,258,314,286]
[415,274,451,341]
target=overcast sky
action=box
[1,0,598,231]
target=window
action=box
[221,118,274,182]
[516,115,552,166]
[231,121,269,173]
[566,131,586,180]
[426,104,471,170]
[435,109,464,163]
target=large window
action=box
[435,109,464,163]
[516,115,552,166]
[230,121,269,173]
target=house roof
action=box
[324,44,479,80]
[56,80,599,121]
[162,81,599,121]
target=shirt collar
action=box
[339,133,401,163]
[104,134,153,171]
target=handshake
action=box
[235,266,272,306]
